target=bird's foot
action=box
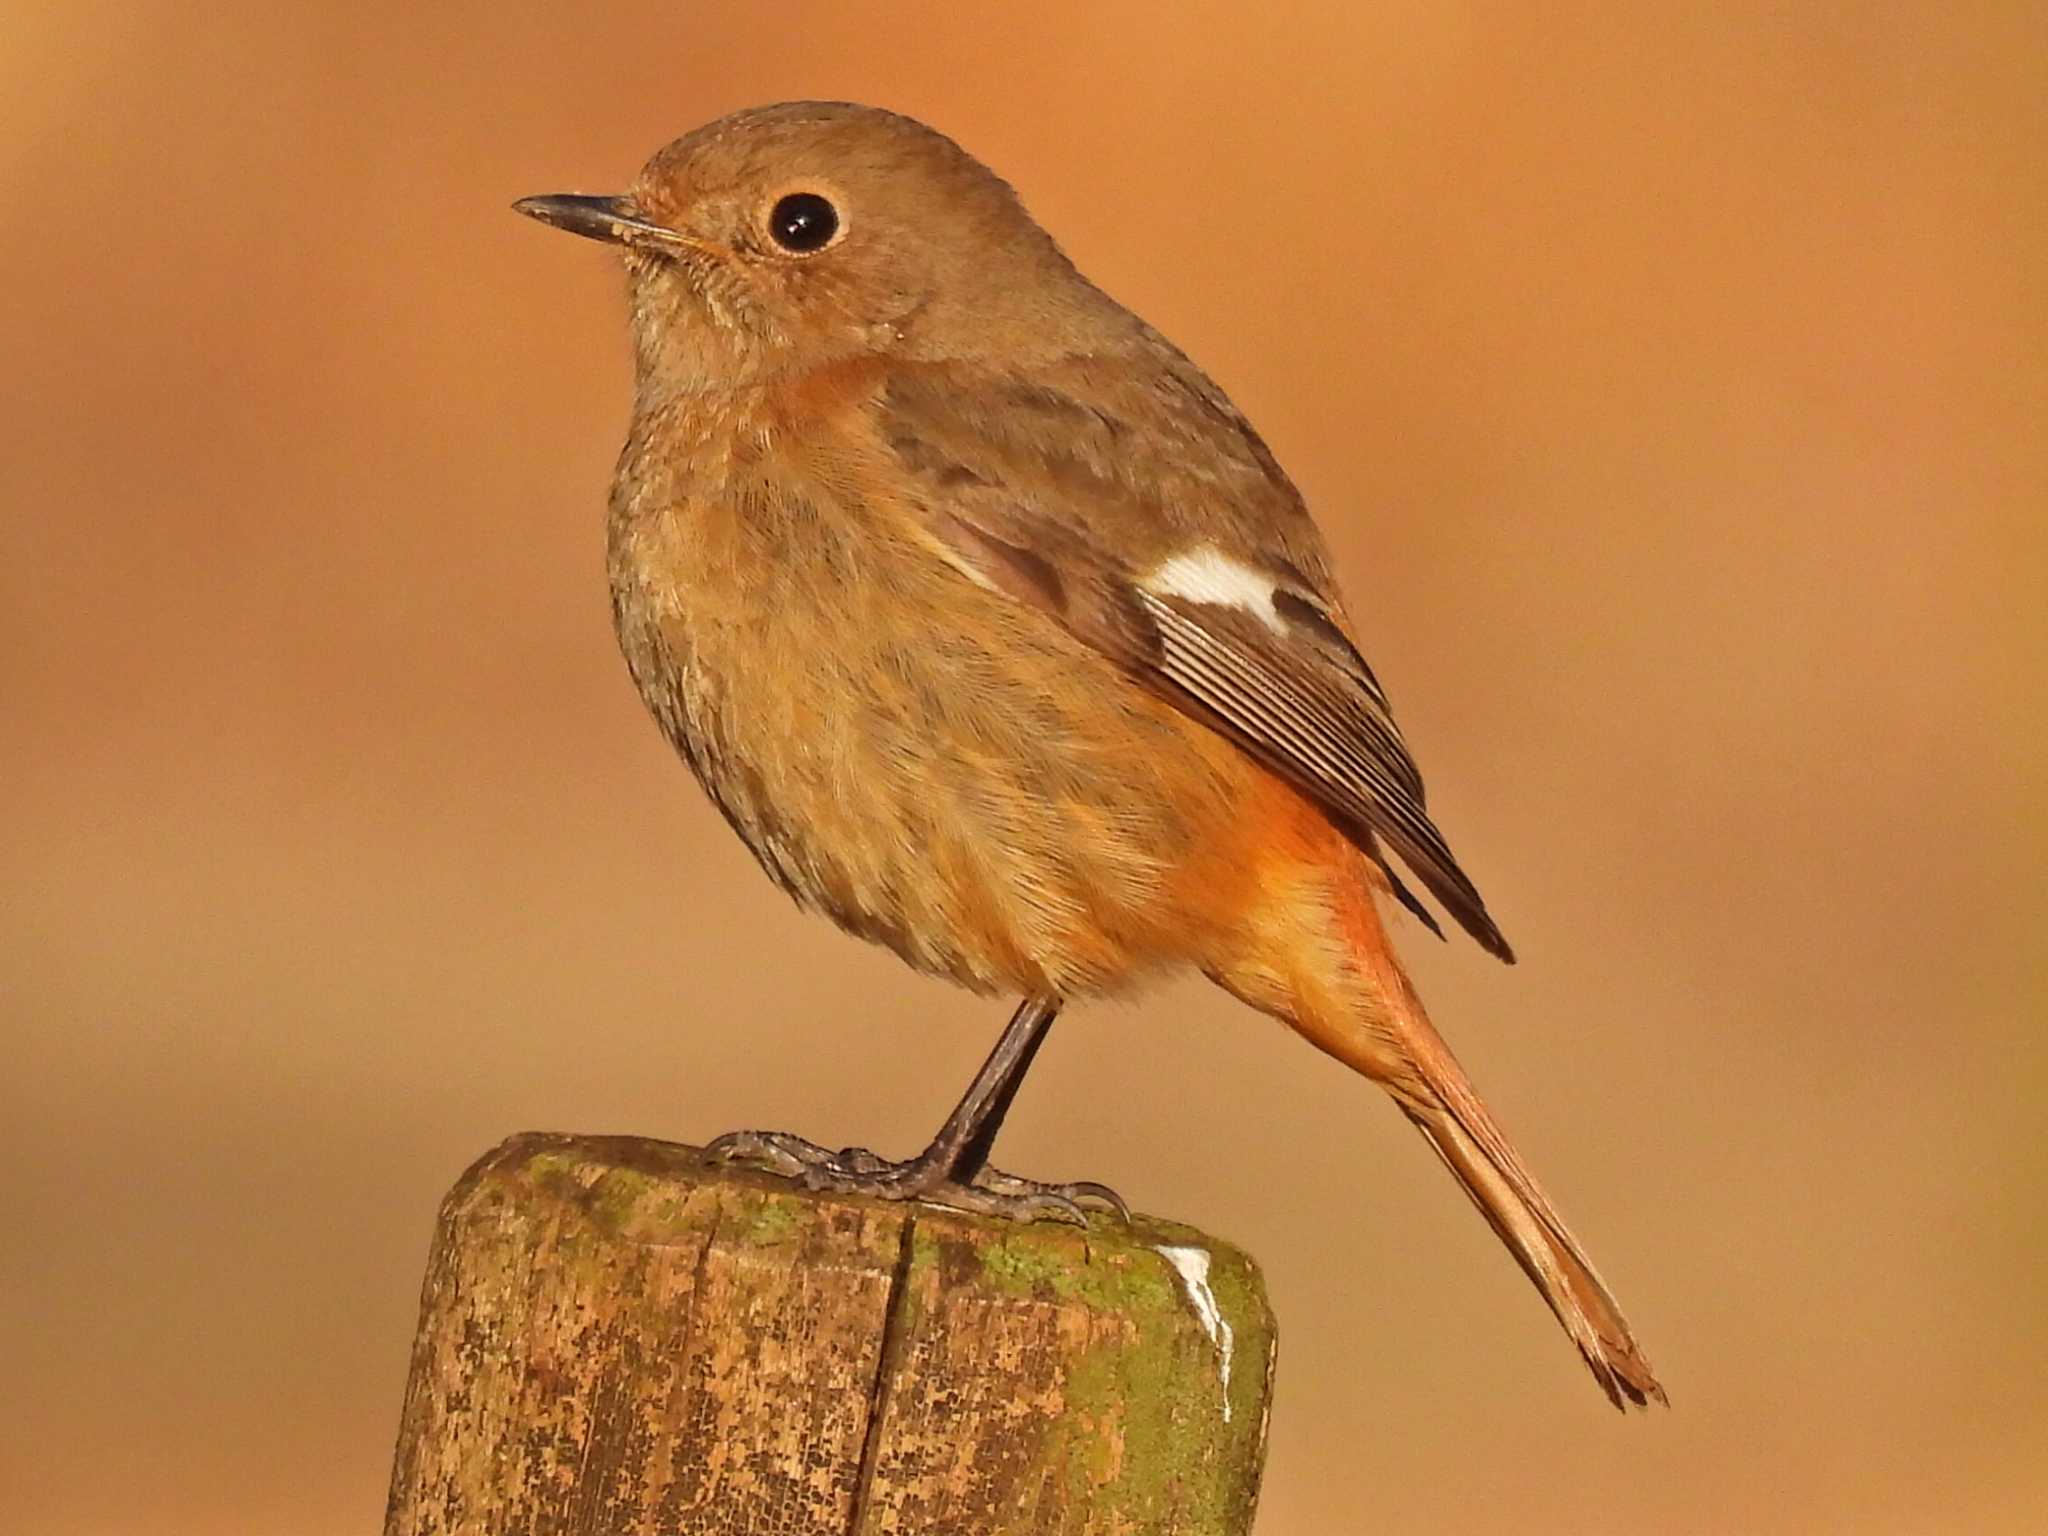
[703,1129,1128,1226]
[967,1164,1131,1224]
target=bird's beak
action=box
[512,193,703,254]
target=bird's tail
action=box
[1390,1019,1666,1409]
[1202,818,1665,1409]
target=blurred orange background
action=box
[5,3,2042,1532]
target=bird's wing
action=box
[872,354,1514,962]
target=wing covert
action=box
[873,358,1515,962]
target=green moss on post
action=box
[384,1133,1276,1535]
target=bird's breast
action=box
[604,393,1252,996]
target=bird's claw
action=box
[969,1166,1132,1223]
[703,1128,1128,1226]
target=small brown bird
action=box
[516,101,1662,1408]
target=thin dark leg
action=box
[705,993,1127,1224]
[919,993,1059,1181]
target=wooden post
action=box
[384,1133,1275,1535]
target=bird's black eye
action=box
[767,192,839,253]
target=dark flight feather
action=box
[876,359,1516,963]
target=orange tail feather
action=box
[1200,800,1664,1408]
[1397,1044,1666,1409]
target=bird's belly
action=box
[612,509,1246,997]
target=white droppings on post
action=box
[1156,1243,1235,1420]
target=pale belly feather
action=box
[607,463,1241,997]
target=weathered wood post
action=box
[384,1133,1276,1534]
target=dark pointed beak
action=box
[513,193,692,250]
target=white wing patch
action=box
[1143,546,1285,633]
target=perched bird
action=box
[516,101,1663,1408]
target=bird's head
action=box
[516,101,1127,393]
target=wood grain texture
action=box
[384,1134,1275,1535]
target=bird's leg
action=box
[706,995,1128,1224]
